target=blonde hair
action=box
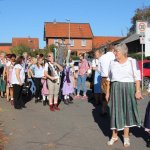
[31,57,37,64]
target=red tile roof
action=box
[12,38,39,49]
[44,22,93,39]
[93,36,124,49]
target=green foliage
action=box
[44,44,57,56]
[128,53,150,60]
[71,55,79,60]
[10,44,57,57]
[129,6,150,34]
[11,45,31,56]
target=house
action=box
[93,36,123,51]
[44,22,93,55]
[12,37,39,50]
[0,43,12,53]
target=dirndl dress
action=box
[144,101,150,132]
[109,82,141,131]
[41,79,49,96]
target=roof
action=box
[0,43,12,46]
[93,36,124,49]
[44,22,93,39]
[120,33,140,44]
[12,38,39,49]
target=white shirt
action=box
[98,52,115,77]
[6,61,11,67]
[44,62,59,78]
[92,59,99,68]
[148,83,150,93]
[107,58,141,82]
[12,64,25,84]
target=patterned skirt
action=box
[108,82,141,131]
[144,101,150,132]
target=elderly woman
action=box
[106,44,142,147]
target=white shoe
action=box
[107,137,118,146]
[124,137,130,147]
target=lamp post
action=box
[66,19,70,50]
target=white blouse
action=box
[108,58,141,82]
[12,64,25,84]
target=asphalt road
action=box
[0,91,149,150]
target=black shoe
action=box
[35,98,38,103]
[68,99,73,104]
[43,100,46,106]
[147,139,150,148]
[64,99,69,105]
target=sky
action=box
[0,0,150,48]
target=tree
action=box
[11,45,31,56]
[129,6,150,34]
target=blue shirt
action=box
[30,64,44,78]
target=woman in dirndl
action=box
[144,83,150,147]
[106,44,142,148]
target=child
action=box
[62,64,74,105]
[144,83,150,147]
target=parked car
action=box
[138,60,150,87]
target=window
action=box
[143,62,150,69]
[82,39,86,46]
[70,39,74,46]
[54,38,58,45]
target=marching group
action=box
[0,43,149,148]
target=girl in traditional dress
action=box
[144,83,150,147]
[7,54,16,104]
[62,64,74,105]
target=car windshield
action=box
[143,62,150,69]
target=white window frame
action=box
[82,39,86,46]
[70,39,74,46]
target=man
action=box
[44,52,63,111]
[98,45,115,115]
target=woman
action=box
[44,52,63,111]
[0,52,7,98]
[12,56,25,109]
[144,83,150,147]
[106,44,142,147]
[74,53,89,100]
[7,54,16,104]
[29,57,44,103]
[92,50,103,105]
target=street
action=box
[0,92,149,150]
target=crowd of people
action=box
[0,43,149,148]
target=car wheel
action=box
[143,77,150,88]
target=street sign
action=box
[145,28,150,57]
[140,37,145,44]
[136,21,147,35]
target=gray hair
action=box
[114,44,128,56]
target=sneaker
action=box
[43,100,46,106]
